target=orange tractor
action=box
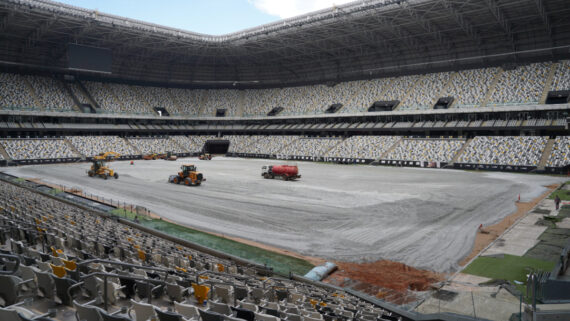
[168,164,205,186]
[198,153,212,160]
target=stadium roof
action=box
[1,0,569,88]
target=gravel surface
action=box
[5,157,565,272]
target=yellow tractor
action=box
[88,152,120,180]
[168,164,205,186]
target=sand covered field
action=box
[5,157,565,272]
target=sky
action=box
[55,0,355,35]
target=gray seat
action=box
[155,308,185,321]
[209,301,232,316]
[128,299,156,321]
[166,282,188,303]
[73,300,105,321]
[199,308,225,321]
[35,271,55,300]
[174,301,200,320]
[53,276,78,306]
[0,275,34,306]
[97,310,133,321]
[0,306,27,321]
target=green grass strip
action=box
[107,209,314,276]
[548,182,570,201]
[464,254,555,281]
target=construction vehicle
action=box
[261,165,301,181]
[143,153,159,160]
[198,153,212,160]
[164,151,177,161]
[168,164,205,186]
[88,152,120,179]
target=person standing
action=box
[555,195,561,210]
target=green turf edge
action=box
[108,209,314,276]
[548,181,570,201]
[463,255,555,302]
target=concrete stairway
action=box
[235,91,246,117]
[124,138,142,155]
[76,80,102,110]
[450,138,473,165]
[540,62,558,104]
[394,75,424,111]
[60,80,83,112]
[481,68,504,107]
[370,137,403,164]
[439,72,457,108]
[64,138,85,160]
[23,76,42,110]
[323,138,346,157]
[195,91,209,116]
[380,137,403,160]
[537,138,555,170]
[0,144,11,161]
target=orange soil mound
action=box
[324,260,444,295]
[458,183,559,266]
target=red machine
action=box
[261,165,301,180]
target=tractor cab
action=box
[92,160,105,171]
[181,164,197,176]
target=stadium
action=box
[0,0,569,320]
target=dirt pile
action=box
[324,260,445,304]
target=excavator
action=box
[168,164,205,186]
[88,152,120,179]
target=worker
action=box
[555,195,561,210]
[130,160,134,165]
[134,216,139,223]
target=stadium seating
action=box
[0,138,79,160]
[127,137,187,154]
[385,139,465,162]
[0,73,53,111]
[200,89,241,117]
[551,60,570,91]
[0,135,565,168]
[442,67,499,108]
[26,75,75,112]
[84,82,153,115]
[281,137,342,157]
[399,72,451,110]
[67,136,139,157]
[171,135,217,153]
[168,88,203,116]
[326,136,401,159]
[457,136,547,166]
[488,62,550,106]
[3,60,570,117]
[379,75,420,108]
[341,79,390,113]
[547,136,570,167]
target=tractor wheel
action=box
[173,177,180,184]
[184,178,191,185]
[283,176,289,181]
[103,174,108,180]
[88,171,94,177]
[263,173,270,179]
[114,173,119,179]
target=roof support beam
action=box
[402,2,452,50]
[439,0,482,47]
[23,17,56,50]
[534,0,552,36]
[484,0,516,51]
